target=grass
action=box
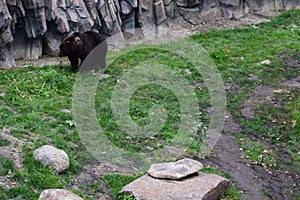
[0,155,15,176]
[0,137,10,146]
[201,166,241,200]
[102,174,138,200]
[237,134,279,168]
[0,9,299,199]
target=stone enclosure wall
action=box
[0,0,299,68]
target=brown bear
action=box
[58,31,107,72]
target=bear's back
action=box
[80,31,106,50]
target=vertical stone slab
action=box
[0,46,16,69]
[0,0,15,68]
[23,0,47,38]
[154,0,167,25]
[120,0,138,33]
[56,8,70,33]
[96,0,125,49]
[140,0,154,25]
[84,0,102,27]
[26,38,43,60]
[165,1,176,18]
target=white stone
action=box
[38,189,83,200]
[34,145,69,173]
[259,60,272,65]
[148,158,204,179]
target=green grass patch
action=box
[102,174,139,200]
[0,137,10,147]
[201,166,241,200]
[201,165,231,179]
[219,188,242,200]
[0,155,15,176]
[237,134,279,168]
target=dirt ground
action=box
[200,82,299,200]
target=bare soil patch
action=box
[0,128,26,171]
[70,162,133,200]
[199,135,265,200]
[240,85,280,119]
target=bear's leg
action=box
[69,56,79,72]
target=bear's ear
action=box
[74,36,82,44]
[62,36,72,43]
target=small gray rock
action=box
[148,158,204,179]
[38,189,83,200]
[34,145,69,173]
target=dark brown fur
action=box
[58,31,107,72]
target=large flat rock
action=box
[148,158,203,179]
[122,172,232,200]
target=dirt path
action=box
[199,76,299,199]
[201,128,298,200]
[199,134,266,200]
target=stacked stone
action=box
[122,158,232,200]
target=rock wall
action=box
[0,0,299,68]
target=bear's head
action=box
[58,34,82,57]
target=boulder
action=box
[34,145,69,173]
[38,189,83,200]
[148,158,204,179]
[122,172,232,200]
